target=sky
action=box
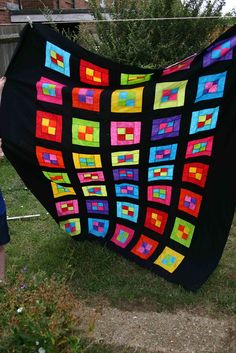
[223,0,236,13]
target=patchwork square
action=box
[117,201,139,223]
[178,188,202,217]
[111,121,141,146]
[154,80,188,109]
[77,171,105,183]
[148,165,174,181]
[144,207,168,235]
[111,224,135,248]
[111,87,144,113]
[43,171,70,184]
[36,111,62,143]
[195,72,227,102]
[80,59,109,86]
[36,146,64,168]
[131,235,159,260]
[170,217,195,248]
[51,183,76,198]
[86,200,109,214]
[72,87,103,112]
[186,137,214,158]
[120,73,153,85]
[111,150,139,166]
[162,54,196,76]
[190,107,219,134]
[59,218,81,236]
[36,77,65,105]
[149,144,177,163]
[182,162,209,188]
[151,115,181,141]
[82,185,107,197]
[154,247,185,273]
[88,218,109,238]
[73,153,102,169]
[147,185,172,205]
[115,183,139,199]
[45,41,70,76]
[203,35,236,67]
[113,168,139,181]
[56,199,79,217]
[72,118,100,147]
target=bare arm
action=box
[0,77,6,157]
[0,77,6,104]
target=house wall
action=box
[0,0,107,24]
[21,0,90,10]
[0,0,19,24]
[21,1,56,9]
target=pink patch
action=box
[77,171,105,183]
[165,127,173,133]
[162,54,196,76]
[111,224,135,248]
[169,93,178,101]
[164,149,171,155]
[186,137,214,158]
[208,85,217,93]
[56,200,79,217]
[159,123,167,129]
[36,76,65,105]
[147,185,172,205]
[220,48,229,56]
[163,89,172,96]
[111,121,141,146]
[205,82,212,89]
[185,195,192,202]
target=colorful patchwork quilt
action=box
[0,23,235,290]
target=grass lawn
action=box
[0,158,235,352]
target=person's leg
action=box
[0,245,5,281]
[0,209,10,283]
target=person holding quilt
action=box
[0,76,10,282]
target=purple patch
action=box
[151,115,181,141]
[203,35,236,67]
[113,168,139,181]
[86,200,109,214]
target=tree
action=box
[71,0,228,68]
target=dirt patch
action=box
[73,220,236,353]
[75,304,236,353]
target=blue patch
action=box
[115,183,139,199]
[148,165,174,181]
[190,107,219,134]
[195,72,227,102]
[117,201,139,223]
[45,41,70,76]
[88,218,109,238]
[149,144,177,163]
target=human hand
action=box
[0,77,6,98]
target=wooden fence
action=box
[0,24,24,76]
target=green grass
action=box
[1,158,235,319]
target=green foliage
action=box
[0,273,82,353]
[73,0,229,68]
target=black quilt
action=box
[0,23,235,290]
